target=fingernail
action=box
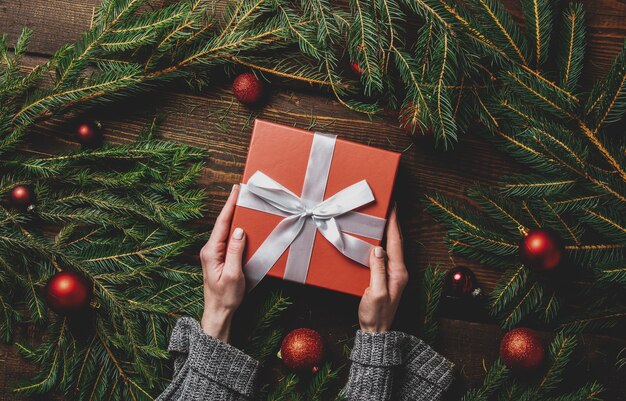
[232,227,244,240]
[231,184,239,193]
[374,246,385,258]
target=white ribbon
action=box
[238,133,386,291]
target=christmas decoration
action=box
[279,328,325,373]
[464,333,597,401]
[44,271,93,315]
[0,0,623,399]
[9,185,35,209]
[519,229,564,271]
[444,266,481,298]
[349,61,363,76]
[75,120,102,147]
[499,327,545,370]
[232,72,264,106]
[425,1,626,333]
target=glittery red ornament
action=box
[519,228,563,271]
[45,271,93,315]
[9,185,35,209]
[279,328,325,373]
[445,266,481,298]
[499,327,545,370]
[232,72,264,106]
[75,121,102,147]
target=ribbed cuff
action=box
[404,337,454,391]
[350,330,405,367]
[168,317,259,397]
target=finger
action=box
[208,184,240,248]
[386,208,408,295]
[386,207,403,264]
[368,246,388,295]
[223,227,246,278]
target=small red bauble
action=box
[9,185,35,209]
[499,327,545,370]
[75,121,102,146]
[445,266,481,298]
[350,61,363,76]
[519,228,563,271]
[279,328,325,373]
[232,72,264,106]
[45,271,93,315]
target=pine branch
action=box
[266,373,300,401]
[489,265,528,315]
[535,333,577,395]
[461,359,509,401]
[557,3,586,92]
[244,291,291,361]
[465,0,529,65]
[304,362,341,401]
[586,41,626,131]
[420,265,446,345]
[521,0,553,68]
[500,281,543,329]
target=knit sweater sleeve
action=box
[394,334,454,401]
[156,317,259,401]
[341,331,454,401]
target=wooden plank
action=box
[1,0,625,76]
[1,1,625,398]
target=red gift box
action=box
[231,119,400,296]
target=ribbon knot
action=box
[238,132,387,291]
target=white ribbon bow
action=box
[238,133,386,291]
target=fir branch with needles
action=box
[462,333,604,401]
[424,1,626,336]
[2,0,626,399]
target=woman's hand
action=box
[199,184,246,342]
[358,208,408,333]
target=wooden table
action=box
[1,1,625,400]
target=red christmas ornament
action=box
[75,121,102,147]
[499,327,545,370]
[445,266,481,298]
[519,228,563,271]
[45,271,93,315]
[279,328,325,373]
[232,72,264,106]
[9,185,35,209]
[350,61,363,76]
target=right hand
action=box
[358,208,408,333]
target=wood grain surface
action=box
[1,1,625,400]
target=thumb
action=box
[368,246,387,295]
[224,227,246,276]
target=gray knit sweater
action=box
[157,317,454,401]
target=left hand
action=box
[199,184,246,342]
